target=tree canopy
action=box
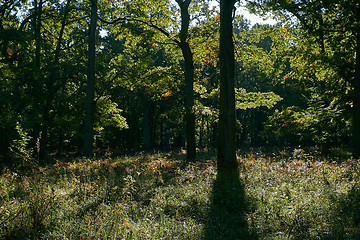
[0,0,358,164]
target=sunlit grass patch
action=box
[0,149,359,239]
[241,149,360,239]
[0,153,216,239]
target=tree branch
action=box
[98,16,180,45]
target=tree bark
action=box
[353,33,360,159]
[142,95,152,152]
[31,0,43,161]
[39,0,71,161]
[218,0,237,169]
[34,0,42,68]
[83,0,97,156]
[176,0,196,161]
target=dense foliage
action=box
[1,1,359,239]
[0,0,358,162]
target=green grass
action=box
[0,149,360,239]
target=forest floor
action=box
[1,148,360,239]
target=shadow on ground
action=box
[204,166,257,239]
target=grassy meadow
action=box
[1,148,360,239]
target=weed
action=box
[0,150,359,239]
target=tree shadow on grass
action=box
[204,166,258,240]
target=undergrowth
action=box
[0,148,359,239]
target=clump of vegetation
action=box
[0,153,215,239]
[0,149,359,239]
[241,148,360,239]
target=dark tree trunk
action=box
[83,0,97,156]
[199,123,203,149]
[34,0,42,68]
[142,95,152,152]
[31,0,43,161]
[218,0,237,169]
[176,0,196,161]
[182,42,196,160]
[165,119,170,151]
[353,33,360,159]
[39,0,71,161]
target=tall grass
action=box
[240,148,360,239]
[0,149,359,239]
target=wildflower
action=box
[123,222,131,229]
[345,227,354,233]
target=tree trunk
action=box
[142,95,152,152]
[32,0,43,161]
[34,0,42,68]
[218,0,237,169]
[39,0,71,161]
[182,43,196,160]
[353,33,360,159]
[165,119,170,151]
[176,0,196,161]
[83,0,97,156]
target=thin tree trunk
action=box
[39,0,72,161]
[83,0,97,156]
[31,0,43,162]
[34,0,42,68]
[142,95,152,152]
[199,121,203,149]
[353,33,360,159]
[176,0,196,161]
[218,0,237,169]
[165,119,170,151]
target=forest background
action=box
[1,0,360,239]
[1,0,359,162]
